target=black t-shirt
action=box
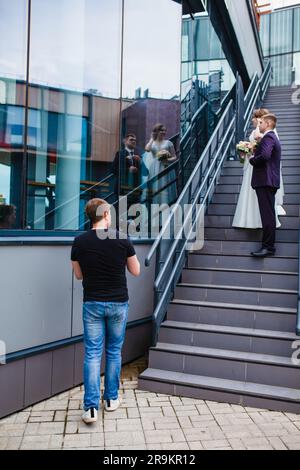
[71,229,136,302]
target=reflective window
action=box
[26,0,123,230]
[270,9,293,56]
[294,7,300,52]
[181,14,235,93]
[260,14,270,57]
[0,0,27,229]
[294,52,300,85]
[270,54,293,86]
[260,6,300,87]
[0,0,183,233]
[119,0,182,224]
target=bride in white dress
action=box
[232,109,285,229]
[142,123,177,205]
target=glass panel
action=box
[0,0,28,230]
[294,7,300,52]
[293,52,300,86]
[120,0,182,236]
[26,0,123,231]
[270,9,293,56]
[260,14,270,57]
[180,7,236,194]
[270,54,293,86]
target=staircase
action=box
[139,86,300,413]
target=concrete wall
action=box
[225,0,263,79]
[0,243,155,354]
[0,241,155,418]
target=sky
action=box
[0,0,182,100]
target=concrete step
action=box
[138,369,300,413]
[281,151,300,157]
[148,343,300,389]
[188,251,299,272]
[159,321,299,357]
[265,104,298,108]
[181,266,298,290]
[224,160,300,169]
[207,203,299,217]
[205,214,300,230]
[221,167,300,177]
[205,227,298,242]
[212,192,300,204]
[175,283,298,308]
[167,300,297,333]
[198,239,298,256]
[219,175,300,185]
[202,236,298,252]
[215,183,300,194]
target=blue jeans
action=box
[82,301,129,411]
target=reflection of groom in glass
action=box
[112,134,142,201]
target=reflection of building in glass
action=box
[260,4,300,85]
[0,78,181,230]
[0,0,183,232]
[181,14,236,95]
[2,0,296,421]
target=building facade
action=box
[0,0,266,418]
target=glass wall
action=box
[181,14,236,97]
[260,5,300,86]
[26,0,123,231]
[0,0,182,232]
[0,0,28,229]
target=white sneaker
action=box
[81,407,98,424]
[104,397,121,412]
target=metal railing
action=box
[244,60,272,135]
[145,100,235,345]
[144,61,273,346]
[181,79,208,135]
[28,172,115,229]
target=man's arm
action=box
[72,261,83,280]
[127,255,140,277]
[250,135,274,168]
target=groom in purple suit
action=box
[250,114,281,258]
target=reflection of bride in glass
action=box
[142,123,177,205]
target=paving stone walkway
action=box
[0,357,300,450]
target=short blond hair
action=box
[85,199,110,224]
[262,114,277,129]
[253,108,269,119]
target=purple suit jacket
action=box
[250,131,281,189]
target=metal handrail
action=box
[144,61,273,346]
[146,100,234,267]
[216,82,236,117]
[31,172,115,227]
[244,72,258,106]
[145,101,235,344]
[153,119,235,292]
[243,60,272,134]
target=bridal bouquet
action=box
[236,141,257,164]
[157,149,171,164]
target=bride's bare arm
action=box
[145,137,154,152]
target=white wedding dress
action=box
[232,128,285,229]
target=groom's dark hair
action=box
[262,114,277,129]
